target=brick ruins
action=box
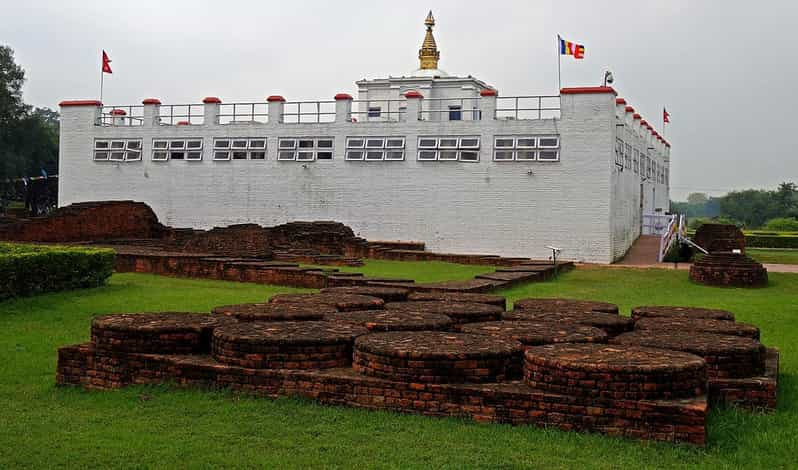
[57,297,780,446]
[688,223,768,288]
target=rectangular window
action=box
[494,137,515,148]
[386,138,405,149]
[493,150,515,161]
[459,150,479,162]
[186,151,202,161]
[365,138,385,149]
[346,137,365,148]
[517,137,537,149]
[316,151,333,160]
[298,139,314,149]
[232,151,248,160]
[127,140,142,150]
[94,151,109,161]
[153,140,168,150]
[459,137,480,149]
[187,139,203,149]
[385,150,405,161]
[365,150,384,161]
[368,107,381,118]
[278,151,296,161]
[516,150,537,161]
[538,137,560,148]
[345,150,364,160]
[170,151,185,160]
[448,105,462,121]
[169,140,185,149]
[438,150,458,161]
[214,151,231,161]
[95,140,110,150]
[439,138,458,149]
[214,139,230,149]
[418,137,437,149]
[296,151,315,161]
[111,140,126,150]
[538,150,559,161]
[417,150,437,161]
[250,151,266,160]
[279,139,297,149]
[316,138,333,149]
[232,139,248,150]
[109,151,126,161]
[126,149,142,161]
[249,139,266,149]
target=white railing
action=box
[657,214,679,262]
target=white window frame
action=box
[365,150,384,161]
[385,150,405,161]
[278,138,297,150]
[438,137,458,150]
[516,137,537,149]
[493,150,515,161]
[418,137,438,149]
[516,150,537,161]
[214,139,231,149]
[346,137,365,148]
[345,150,365,161]
[538,150,560,161]
[417,150,438,161]
[278,150,297,161]
[458,150,479,162]
[385,137,405,149]
[494,137,515,149]
[316,138,334,149]
[296,150,315,161]
[365,137,385,149]
[438,149,459,161]
[538,137,560,149]
[459,137,480,149]
[109,150,126,162]
[248,139,267,150]
[213,151,231,161]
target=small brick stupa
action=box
[689,224,768,287]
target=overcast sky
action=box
[3,0,796,199]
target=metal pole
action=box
[557,35,562,92]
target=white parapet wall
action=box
[58,87,670,264]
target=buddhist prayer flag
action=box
[663,107,671,124]
[559,36,585,59]
[102,50,112,74]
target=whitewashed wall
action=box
[59,91,623,263]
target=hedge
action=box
[744,235,798,249]
[0,243,115,300]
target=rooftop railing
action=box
[93,93,561,127]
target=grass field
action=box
[1,266,797,468]
[747,248,798,265]
[303,259,495,283]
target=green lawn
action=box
[303,258,495,283]
[1,269,797,468]
[747,248,798,265]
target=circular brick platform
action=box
[689,253,768,288]
[319,286,410,302]
[91,312,226,354]
[383,301,503,324]
[631,306,735,321]
[407,291,507,308]
[212,321,368,369]
[635,316,760,339]
[212,303,336,321]
[502,310,634,336]
[610,330,766,378]
[323,310,452,332]
[460,321,608,346]
[524,343,707,400]
[268,293,385,311]
[353,331,522,383]
[513,298,619,315]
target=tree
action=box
[686,192,709,205]
[0,45,59,181]
[775,182,798,218]
[719,189,779,228]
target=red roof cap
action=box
[625,106,635,113]
[633,114,642,120]
[480,88,498,97]
[202,96,222,104]
[59,100,102,107]
[176,121,190,126]
[615,98,627,105]
[404,90,424,99]
[142,98,161,105]
[560,86,617,95]
[267,95,286,102]
[664,141,671,148]
[334,93,353,100]
[640,119,648,126]
[110,108,127,116]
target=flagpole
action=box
[99,51,104,103]
[556,34,562,92]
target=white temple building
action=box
[57,12,671,263]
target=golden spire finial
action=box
[419,11,440,70]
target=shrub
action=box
[0,243,115,300]
[687,217,740,231]
[744,235,798,249]
[764,217,798,232]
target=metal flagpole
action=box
[100,52,104,103]
[557,35,562,91]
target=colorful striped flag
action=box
[559,36,585,59]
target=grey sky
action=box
[3,0,796,200]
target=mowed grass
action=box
[1,268,797,468]
[747,248,798,265]
[303,258,496,283]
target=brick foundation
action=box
[689,253,768,288]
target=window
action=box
[296,151,315,161]
[368,107,381,118]
[278,151,296,161]
[212,138,265,161]
[95,139,142,162]
[493,135,560,161]
[448,105,462,121]
[347,136,404,162]
[417,135,481,161]
[615,138,624,167]
[633,149,639,174]
[277,137,333,161]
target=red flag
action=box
[663,107,670,124]
[102,50,113,74]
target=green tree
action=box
[686,192,709,205]
[719,189,778,228]
[775,182,798,218]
